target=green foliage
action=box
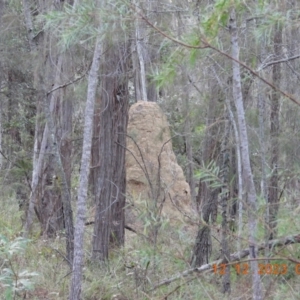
[42,2,100,50]
[201,0,231,39]
[153,0,250,89]
[0,236,38,299]
[132,196,169,240]
[195,160,224,190]
[10,152,32,181]
[194,124,206,135]
[251,3,299,46]
[154,48,180,88]
[42,0,131,51]
[6,0,23,12]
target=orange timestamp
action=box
[212,263,300,275]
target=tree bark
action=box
[229,9,262,299]
[132,0,158,102]
[44,58,74,261]
[268,22,282,240]
[220,113,231,294]
[191,82,221,267]
[92,40,129,261]
[69,34,102,300]
[183,96,196,205]
[22,0,36,51]
[135,12,148,102]
[23,0,74,263]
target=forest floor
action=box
[1,196,300,300]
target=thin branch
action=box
[0,149,11,163]
[46,65,90,96]
[204,43,300,106]
[116,136,153,195]
[286,61,300,81]
[187,75,202,95]
[129,2,208,50]
[48,246,71,266]
[259,54,300,71]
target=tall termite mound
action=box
[126,101,191,222]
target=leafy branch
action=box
[129,0,300,107]
[195,160,225,190]
[0,236,38,299]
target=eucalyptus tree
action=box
[229,8,262,299]
[132,0,165,102]
[283,0,300,210]
[191,81,223,267]
[70,24,102,300]
[91,5,130,262]
[22,2,75,265]
[267,4,282,241]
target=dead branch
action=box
[46,64,90,96]
[259,54,300,71]
[150,233,300,290]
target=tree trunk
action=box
[183,97,196,205]
[69,34,102,300]
[132,0,158,102]
[268,22,282,240]
[220,113,231,294]
[225,96,243,253]
[135,12,148,102]
[191,83,221,266]
[229,9,262,299]
[22,0,36,51]
[92,40,129,261]
[23,0,74,263]
[43,66,74,262]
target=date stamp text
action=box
[213,263,300,275]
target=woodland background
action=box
[1,0,300,299]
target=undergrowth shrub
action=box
[0,235,38,300]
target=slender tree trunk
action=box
[229,9,262,299]
[220,112,231,294]
[226,97,243,254]
[191,82,221,267]
[268,22,282,240]
[135,11,148,102]
[22,0,36,51]
[69,35,102,300]
[256,26,269,263]
[23,0,74,263]
[285,0,300,209]
[24,115,49,235]
[183,97,196,205]
[22,0,42,228]
[39,57,66,238]
[59,70,72,199]
[43,68,74,263]
[177,15,195,205]
[133,0,158,102]
[212,64,243,255]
